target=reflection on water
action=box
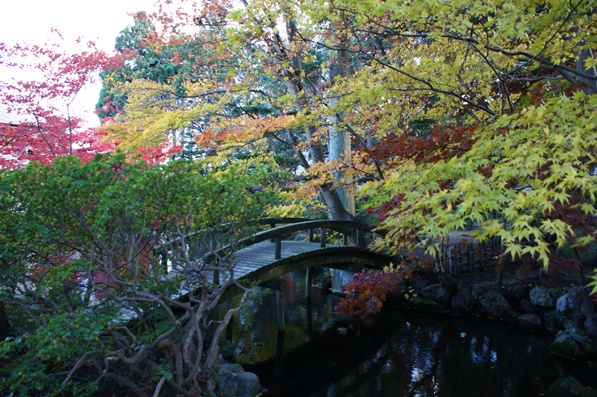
[238,270,597,397]
[229,271,340,364]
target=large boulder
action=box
[556,287,585,320]
[530,286,558,308]
[237,372,263,397]
[517,314,542,331]
[451,287,475,314]
[218,362,263,397]
[544,310,565,331]
[519,299,536,314]
[471,283,493,300]
[404,296,446,312]
[550,331,582,359]
[500,280,525,302]
[218,362,242,397]
[545,377,597,397]
[569,331,597,359]
[478,290,518,320]
[584,314,597,338]
[408,277,429,294]
[421,284,451,309]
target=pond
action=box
[231,270,597,397]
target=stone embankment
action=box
[396,277,597,397]
[398,277,597,359]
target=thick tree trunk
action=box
[305,125,354,221]
[328,122,354,215]
[328,39,355,217]
[280,19,354,221]
[287,124,354,221]
[320,183,355,221]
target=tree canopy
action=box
[98,0,597,279]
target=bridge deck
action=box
[230,240,340,279]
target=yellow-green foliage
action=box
[102,79,231,152]
[327,0,597,130]
[363,92,597,269]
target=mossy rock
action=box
[545,377,597,397]
[403,296,445,313]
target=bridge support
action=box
[306,298,313,334]
[275,289,285,332]
[305,267,313,301]
[356,228,364,247]
[261,278,286,375]
[259,279,286,332]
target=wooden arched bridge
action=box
[167,218,393,293]
[224,219,391,283]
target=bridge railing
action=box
[255,220,375,257]
[200,218,379,264]
[158,218,382,281]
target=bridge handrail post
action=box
[309,228,314,242]
[275,237,282,259]
[356,228,364,248]
[269,222,276,242]
[320,227,326,247]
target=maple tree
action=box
[0,153,279,396]
[94,0,597,311]
[98,0,374,221]
[317,0,596,168]
[335,0,597,288]
[0,36,119,169]
[0,31,183,169]
[335,265,408,325]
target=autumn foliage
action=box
[0,33,183,169]
[0,38,122,168]
[335,266,408,324]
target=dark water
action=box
[233,271,597,397]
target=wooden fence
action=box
[436,233,501,275]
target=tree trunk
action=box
[280,21,354,222]
[328,120,355,215]
[319,182,355,221]
[328,39,355,217]
[307,124,353,220]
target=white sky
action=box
[0,0,158,126]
